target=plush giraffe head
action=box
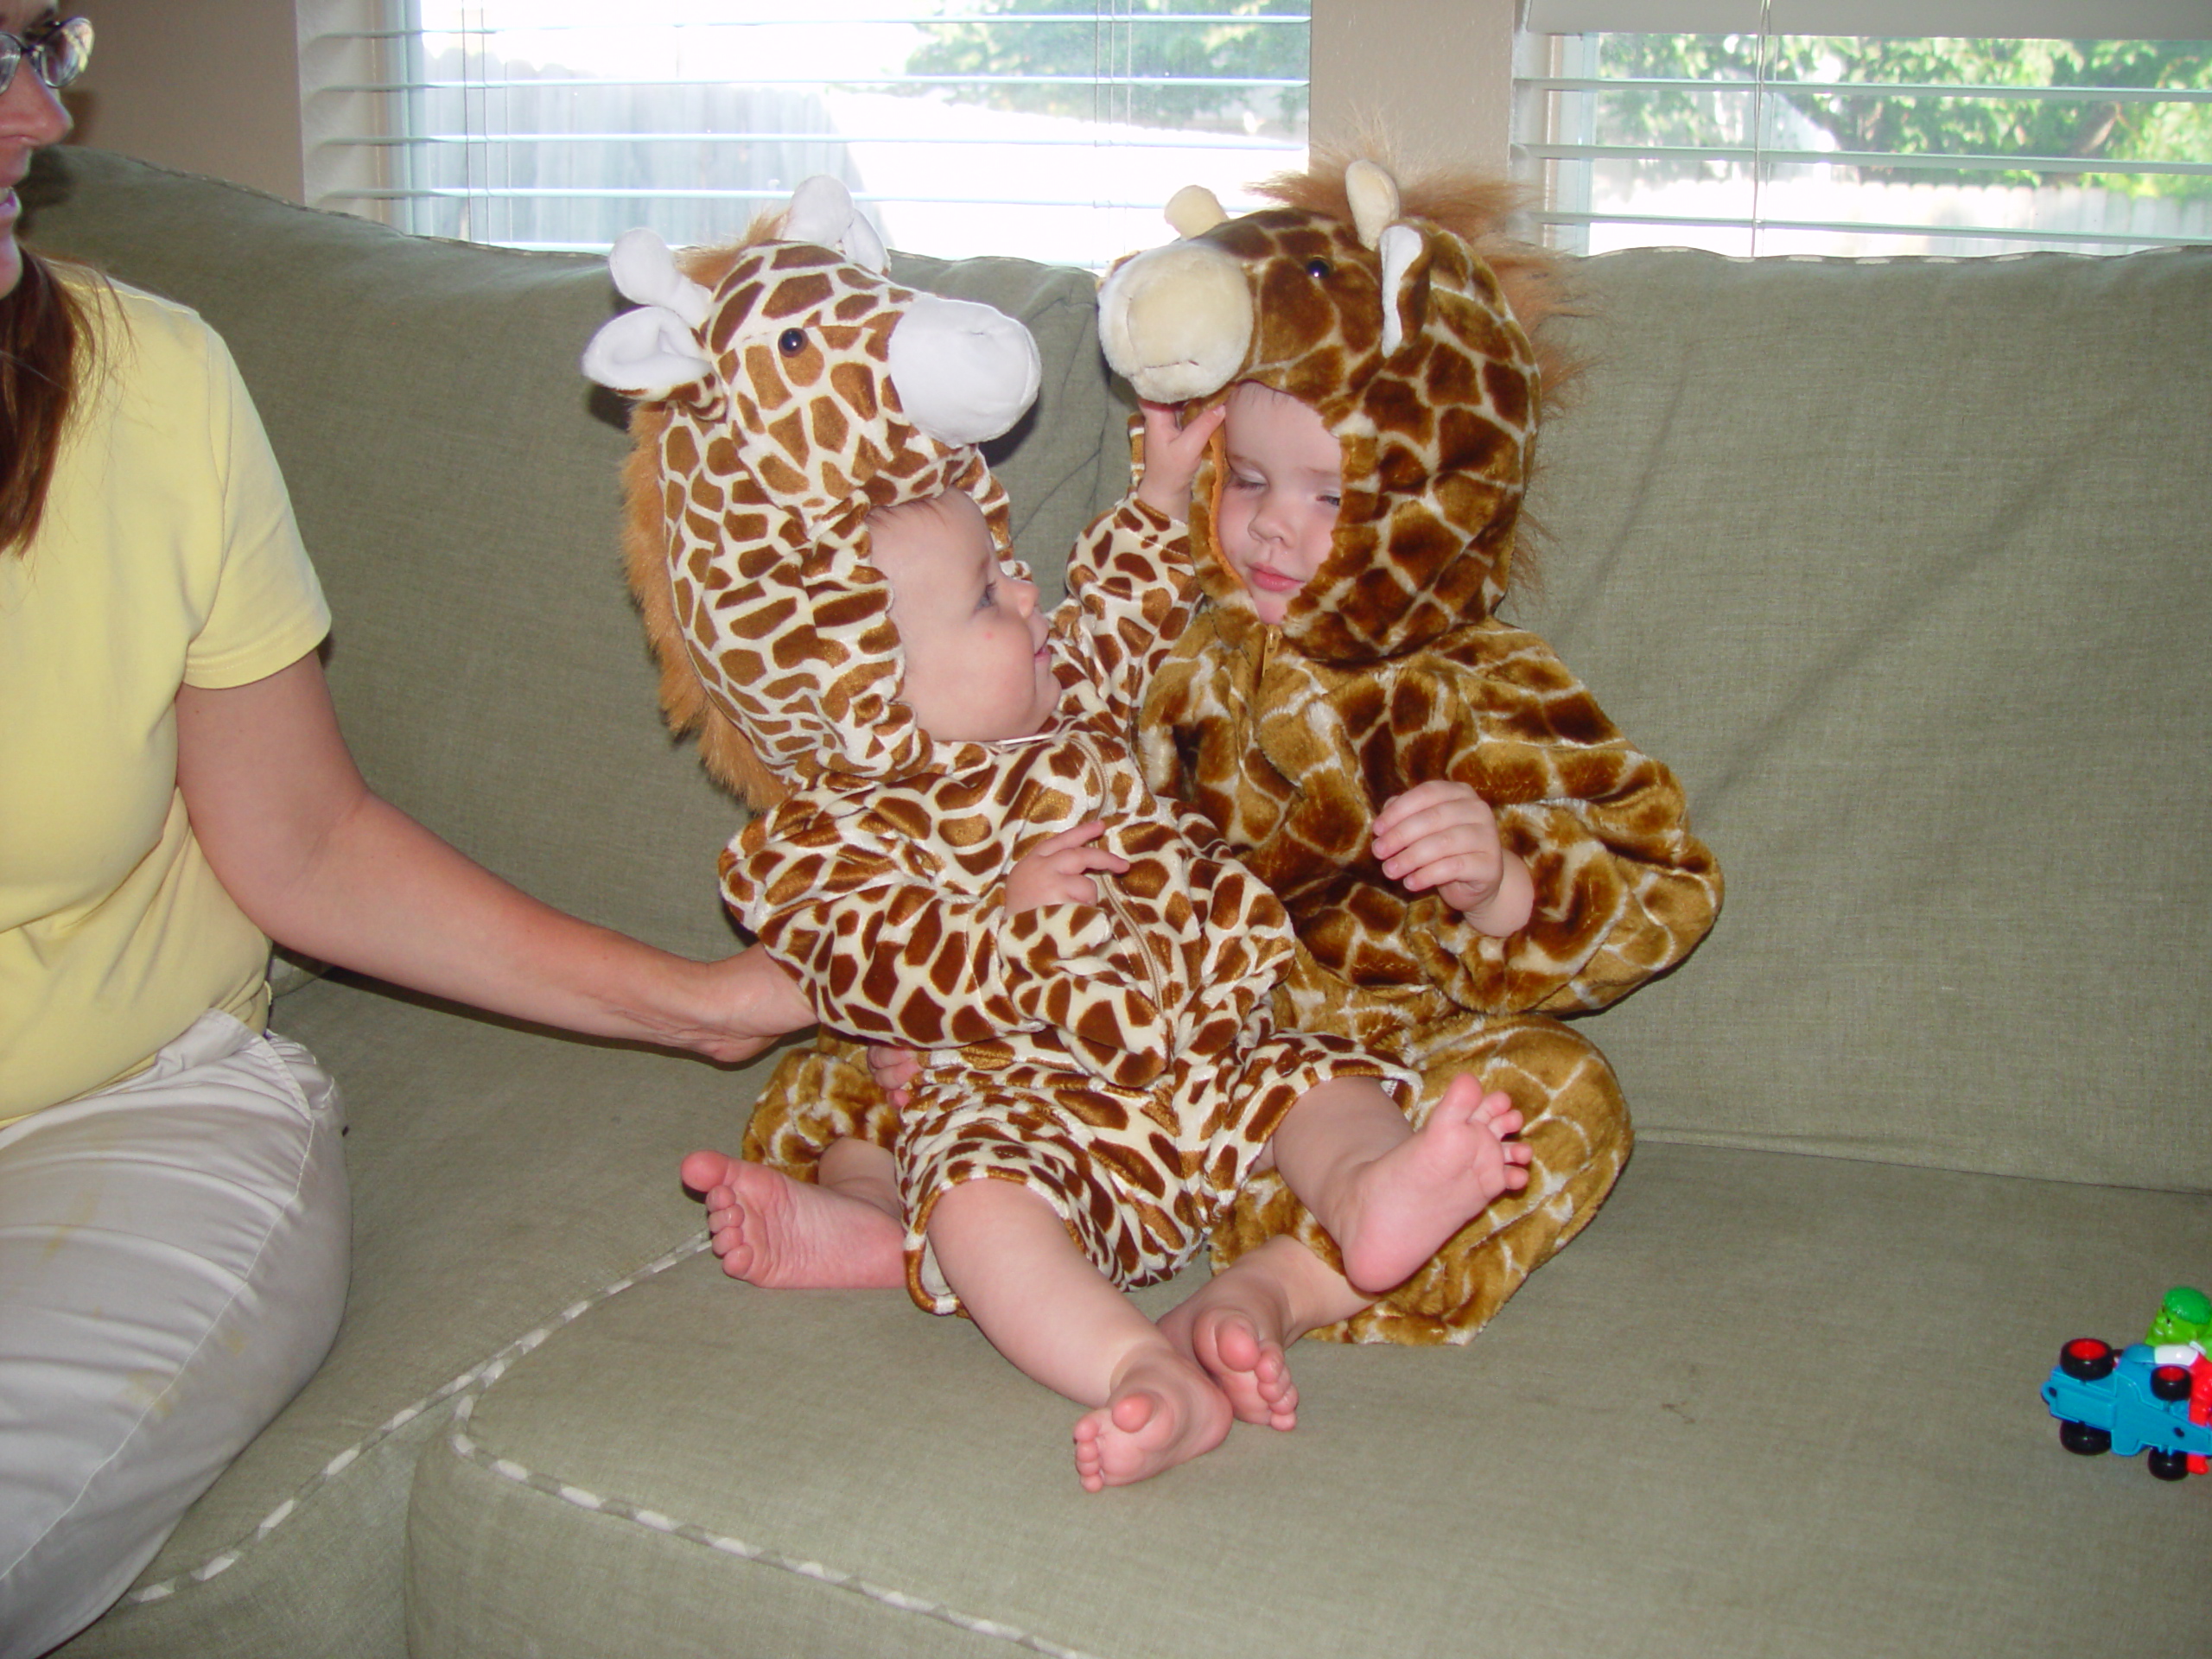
[586,178,1044,800]
[1099,155,1564,664]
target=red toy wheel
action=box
[2059,1338,2116,1381]
[2151,1365,2193,1402]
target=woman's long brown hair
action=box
[1,247,89,556]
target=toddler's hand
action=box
[1006,820,1130,914]
[1134,398,1226,524]
[867,1043,921,1109]
[1371,781,1534,937]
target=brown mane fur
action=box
[1250,143,1582,410]
[617,214,794,810]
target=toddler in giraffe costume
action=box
[683,392,1533,1492]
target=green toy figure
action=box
[2145,1285,2211,1362]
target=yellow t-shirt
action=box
[0,279,331,1118]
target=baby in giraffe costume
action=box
[586,180,1531,1491]
[1105,155,1723,1377]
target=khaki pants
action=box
[0,1011,350,1659]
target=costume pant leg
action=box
[741,1032,900,1179]
[0,1012,351,1659]
[1208,1013,1630,1345]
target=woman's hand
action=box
[867,1043,922,1109]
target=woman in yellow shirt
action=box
[0,13,810,1652]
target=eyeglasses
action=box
[1,16,92,98]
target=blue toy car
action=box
[2041,1337,2211,1481]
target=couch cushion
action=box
[1515,247,2212,1192]
[404,1142,2211,1658]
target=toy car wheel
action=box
[2145,1448,2191,1481]
[2059,1419,2112,1456]
[2059,1338,2115,1381]
[2150,1365,2193,1402]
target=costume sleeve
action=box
[1061,496,1198,723]
[724,805,1176,1084]
[1430,626,1722,1015]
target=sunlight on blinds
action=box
[300,1,1309,266]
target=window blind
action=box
[296,1,1309,265]
[1512,0,2212,257]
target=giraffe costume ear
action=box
[580,227,715,397]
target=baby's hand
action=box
[1006,820,1130,914]
[867,1043,921,1109]
[1371,781,1534,937]
[1135,398,1226,524]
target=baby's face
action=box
[869,491,1058,743]
[1216,382,1341,626]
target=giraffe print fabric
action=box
[727,502,1410,1311]
[1098,156,1724,1342]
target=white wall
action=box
[63,0,306,201]
[1312,0,1518,173]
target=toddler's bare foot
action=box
[1160,1270,1300,1431]
[1071,1348,1234,1492]
[677,1148,904,1289]
[1333,1077,1531,1295]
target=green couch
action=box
[28,146,2212,1659]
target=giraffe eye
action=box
[1304,257,1332,279]
[778,328,807,356]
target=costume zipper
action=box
[1065,730,1169,1020]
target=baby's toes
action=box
[1475,1099,1524,1137]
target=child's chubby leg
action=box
[1258,1073,1531,1298]
[677,1138,905,1290]
[925,1177,1234,1492]
[1158,1235,1370,1430]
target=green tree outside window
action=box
[1595,35,2210,200]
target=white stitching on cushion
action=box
[121,1235,715,1605]
[443,1376,1104,1659]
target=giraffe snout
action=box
[886,296,1042,447]
[1097,238,1253,404]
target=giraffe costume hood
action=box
[582,176,1042,800]
[1101,159,1563,662]
[590,181,1406,1307]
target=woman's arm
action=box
[175,650,815,1063]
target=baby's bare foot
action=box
[1071,1348,1233,1492]
[1334,1077,1531,1295]
[678,1148,904,1289]
[1160,1274,1300,1430]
